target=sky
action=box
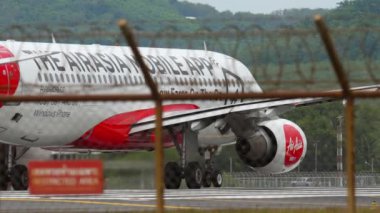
[180,0,343,14]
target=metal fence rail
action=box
[224,172,380,188]
[0,15,379,213]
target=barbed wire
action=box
[2,24,380,91]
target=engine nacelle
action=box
[235,119,307,174]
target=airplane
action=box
[0,40,377,190]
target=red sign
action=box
[284,124,304,166]
[28,160,103,195]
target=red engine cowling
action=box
[235,119,307,174]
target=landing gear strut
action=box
[164,127,223,189]
[201,147,223,188]
[0,144,8,190]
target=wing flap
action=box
[130,85,380,134]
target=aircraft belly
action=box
[198,124,236,146]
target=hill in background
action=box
[2,0,331,31]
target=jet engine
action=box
[235,119,307,174]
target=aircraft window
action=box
[179,78,184,85]
[82,75,86,84]
[139,76,144,84]
[208,79,212,86]
[86,75,91,84]
[49,74,54,82]
[103,75,107,84]
[134,76,138,85]
[193,78,198,86]
[93,75,97,84]
[55,74,60,83]
[44,73,49,82]
[213,78,217,86]
[76,74,81,83]
[108,75,113,84]
[184,78,188,86]
[71,74,75,83]
[222,79,226,86]
[113,75,119,85]
[174,77,179,85]
[98,75,103,84]
[199,78,203,86]
[231,80,236,87]
[167,77,171,85]
[128,76,132,84]
[124,76,128,84]
[38,73,42,82]
[115,75,119,84]
[60,73,65,82]
[65,74,70,83]
[203,78,207,86]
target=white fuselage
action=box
[0,40,261,150]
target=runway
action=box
[1,187,379,212]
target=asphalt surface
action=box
[1,187,379,212]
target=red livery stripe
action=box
[71,104,198,150]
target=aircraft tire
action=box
[10,164,28,190]
[202,170,212,188]
[0,144,8,190]
[164,162,182,189]
[184,162,202,189]
[211,170,223,188]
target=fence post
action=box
[315,15,356,213]
[118,19,164,213]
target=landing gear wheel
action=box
[202,171,212,188]
[10,165,28,190]
[164,162,182,189]
[0,144,8,190]
[185,162,202,189]
[211,170,223,188]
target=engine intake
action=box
[235,119,307,174]
[236,126,276,167]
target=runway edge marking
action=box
[0,197,199,210]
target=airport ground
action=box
[0,187,379,212]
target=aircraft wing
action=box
[130,85,380,134]
[0,51,59,65]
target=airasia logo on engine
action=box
[284,124,304,166]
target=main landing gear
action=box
[164,128,223,189]
[0,144,29,190]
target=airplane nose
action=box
[0,45,20,96]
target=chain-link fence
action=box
[0,16,379,213]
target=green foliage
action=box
[3,0,380,173]
[328,0,380,27]
[169,0,219,18]
[355,100,380,171]
[0,0,186,27]
[284,102,343,172]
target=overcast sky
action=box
[180,0,343,14]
